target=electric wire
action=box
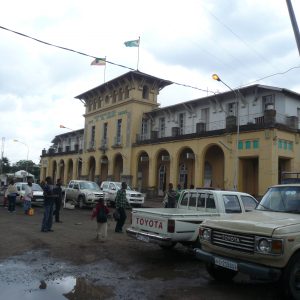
[0,25,299,96]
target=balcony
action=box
[99,138,109,151]
[134,112,299,145]
[112,135,123,148]
[87,141,96,152]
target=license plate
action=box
[215,257,238,271]
[35,199,44,202]
[136,234,149,243]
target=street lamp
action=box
[13,139,29,177]
[212,74,240,191]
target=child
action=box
[91,199,109,242]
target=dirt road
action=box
[0,202,281,300]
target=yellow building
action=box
[40,71,300,198]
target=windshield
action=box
[32,183,43,191]
[79,182,100,191]
[115,183,132,191]
[257,186,300,213]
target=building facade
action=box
[40,71,300,198]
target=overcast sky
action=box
[0,0,300,165]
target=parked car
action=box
[194,184,300,300]
[65,180,104,208]
[14,182,44,206]
[100,181,144,207]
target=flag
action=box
[91,58,106,66]
[124,39,139,47]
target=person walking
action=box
[41,176,55,232]
[91,198,109,242]
[115,182,129,233]
[166,183,177,208]
[53,178,63,223]
[24,177,33,215]
[5,179,18,213]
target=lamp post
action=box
[212,74,240,191]
[13,139,29,178]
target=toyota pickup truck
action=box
[126,189,257,248]
[65,180,104,208]
[194,184,300,300]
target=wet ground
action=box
[0,199,283,300]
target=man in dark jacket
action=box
[53,178,63,223]
[115,182,129,233]
[41,176,55,232]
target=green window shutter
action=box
[238,141,243,150]
[245,141,251,149]
[253,140,259,149]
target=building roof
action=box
[74,70,173,101]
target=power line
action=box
[0,25,299,96]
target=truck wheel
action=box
[78,196,84,209]
[282,252,300,300]
[205,263,237,282]
[159,242,177,250]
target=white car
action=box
[14,182,44,206]
[100,181,144,207]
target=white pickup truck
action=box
[126,189,258,248]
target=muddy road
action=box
[0,202,281,300]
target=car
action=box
[14,182,45,206]
[100,181,144,207]
[194,184,300,300]
[65,180,104,208]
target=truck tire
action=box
[78,196,84,209]
[205,263,237,282]
[282,252,300,300]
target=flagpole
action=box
[137,36,140,70]
[104,56,107,83]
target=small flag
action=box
[91,58,106,66]
[124,39,139,47]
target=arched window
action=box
[125,86,129,99]
[118,88,123,101]
[204,161,212,187]
[142,86,149,99]
[112,92,117,103]
[105,95,110,104]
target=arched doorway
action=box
[67,159,73,183]
[52,161,57,183]
[100,156,109,183]
[88,157,96,181]
[178,148,195,189]
[137,152,149,192]
[114,154,123,181]
[59,160,65,184]
[203,145,225,189]
[156,150,170,196]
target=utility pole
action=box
[286,0,300,55]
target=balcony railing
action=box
[135,112,299,143]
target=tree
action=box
[0,156,11,173]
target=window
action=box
[118,88,123,101]
[180,192,189,207]
[206,194,216,209]
[262,94,275,110]
[179,113,185,135]
[112,92,117,103]
[90,126,95,148]
[109,183,116,190]
[102,123,108,145]
[141,119,148,139]
[125,86,130,99]
[253,140,259,149]
[142,86,149,99]
[222,195,242,213]
[116,119,122,145]
[201,108,209,123]
[159,117,165,138]
[188,192,198,208]
[228,102,237,116]
[245,141,251,149]
[238,141,243,150]
[197,193,206,208]
[93,99,96,110]
[241,196,257,211]
[105,95,110,104]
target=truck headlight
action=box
[255,237,283,255]
[199,227,211,242]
